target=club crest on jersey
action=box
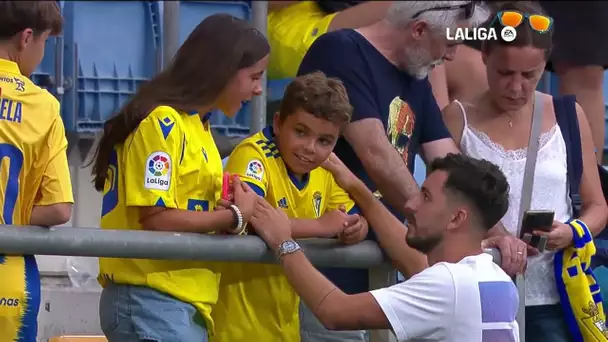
[145,151,172,191]
[246,159,264,181]
[312,191,322,218]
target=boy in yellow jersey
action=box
[213,71,369,342]
[0,2,73,341]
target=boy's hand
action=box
[318,205,349,236]
[322,153,358,191]
[339,215,368,245]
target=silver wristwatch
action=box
[276,240,301,260]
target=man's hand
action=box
[533,221,574,250]
[482,235,538,276]
[250,197,293,251]
[232,175,259,222]
[322,153,359,191]
[339,215,368,245]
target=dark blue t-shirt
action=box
[297,29,450,294]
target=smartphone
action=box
[519,210,554,238]
[519,210,554,251]
[221,172,232,200]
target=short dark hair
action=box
[429,153,509,230]
[279,71,352,126]
[481,1,552,58]
[0,1,63,40]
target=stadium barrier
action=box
[0,225,501,342]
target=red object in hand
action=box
[222,172,232,200]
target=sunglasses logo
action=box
[446,26,517,42]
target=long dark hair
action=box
[91,14,270,191]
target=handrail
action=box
[0,225,501,268]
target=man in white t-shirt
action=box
[247,153,519,341]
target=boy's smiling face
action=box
[273,109,341,176]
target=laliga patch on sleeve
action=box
[245,160,264,182]
[144,151,172,190]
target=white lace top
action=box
[455,100,572,306]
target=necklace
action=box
[507,113,515,128]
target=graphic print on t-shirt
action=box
[387,96,416,167]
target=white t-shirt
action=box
[370,253,519,342]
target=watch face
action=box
[282,240,298,252]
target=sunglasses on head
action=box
[494,11,553,33]
[412,1,478,20]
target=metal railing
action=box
[3,225,502,342]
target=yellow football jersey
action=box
[212,126,356,342]
[0,59,73,341]
[98,106,223,333]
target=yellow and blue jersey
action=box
[211,126,356,342]
[0,58,74,341]
[98,106,224,333]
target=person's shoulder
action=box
[306,29,363,57]
[317,28,360,43]
[139,105,187,134]
[227,128,274,171]
[146,105,183,122]
[17,78,61,119]
[402,262,457,289]
[441,254,513,283]
[231,130,268,157]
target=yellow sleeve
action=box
[123,108,182,208]
[225,143,268,197]
[35,112,74,205]
[325,173,357,214]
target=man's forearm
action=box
[278,250,346,328]
[348,180,427,278]
[362,148,420,215]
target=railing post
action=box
[250,1,268,133]
[162,1,180,68]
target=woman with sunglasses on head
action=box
[442,2,608,341]
[90,14,269,342]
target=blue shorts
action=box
[99,283,208,342]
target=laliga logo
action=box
[446,26,517,42]
[145,152,172,190]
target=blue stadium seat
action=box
[59,1,162,134]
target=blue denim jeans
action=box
[526,304,573,342]
[99,283,208,342]
[299,301,368,342]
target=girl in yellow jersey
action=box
[90,14,269,342]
